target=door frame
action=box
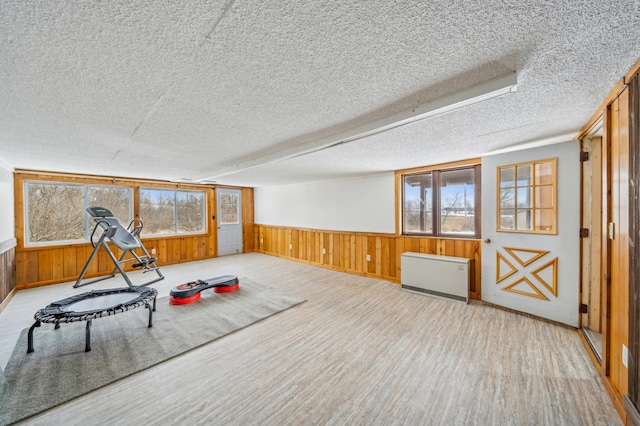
[216,187,243,256]
[579,133,604,361]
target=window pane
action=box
[177,191,205,233]
[535,186,554,208]
[220,193,240,225]
[535,209,554,231]
[27,183,84,243]
[516,187,532,208]
[500,209,515,230]
[517,165,532,186]
[140,189,175,235]
[535,162,554,185]
[516,209,532,230]
[440,169,475,235]
[499,167,515,188]
[87,186,131,224]
[500,188,515,208]
[403,173,433,233]
[498,158,556,234]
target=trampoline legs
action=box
[85,320,92,352]
[28,320,93,353]
[146,302,154,328]
[27,321,41,353]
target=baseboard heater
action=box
[401,252,470,303]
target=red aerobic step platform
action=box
[169,275,239,305]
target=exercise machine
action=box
[74,206,164,288]
[169,275,239,305]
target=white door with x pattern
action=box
[481,141,580,326]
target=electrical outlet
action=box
[151,248,156,255]
[322,248,326,254]
[260,238,264,243]
[366,254,371,262]
[623,344,629,368]
[289,244,292,250]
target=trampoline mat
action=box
[61,293,141,313]
[39,287,157,319]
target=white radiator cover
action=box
[401,252,470,303]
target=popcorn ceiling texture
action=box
[0,0,639,186]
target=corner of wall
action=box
[0,161,17,305]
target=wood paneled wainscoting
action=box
[15,235,217,290]
[253,224,482,299]
[0,239,17,310]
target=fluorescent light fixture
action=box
[388,72,517,125]
[198,72,517,181]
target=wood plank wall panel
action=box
[15,235,222,290]
[0,246,16,306]
[626,72,640,422]
[12,172,254,290]
[609,89,630,399]
[242,187,255,253]
[254,224,481,299]
[580,137,603,332]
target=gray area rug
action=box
[0,278,305,425]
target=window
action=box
[25,182,132,245]
[219,192,240,224]
[497,158,556,234]
[140,189,206,236]
[402,165,480,237]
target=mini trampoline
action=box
[28,286,157,353]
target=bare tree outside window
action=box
[140,188,206,235]
[87,186,131,229]
[25,181,203,244]
[140,189,176,234]
[177,191,205,232]
[27,183,84,243]
[26,183,133,244]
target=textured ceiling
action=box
[0,0,639,186]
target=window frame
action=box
[496,158,557,235]
[139,187,207,237]
[24,181,133,247]
[399,162,481,239]
[21,175,212,248]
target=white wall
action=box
[255,173,395,234]
[0,161,15,247]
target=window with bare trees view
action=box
[140,189,205,236]
[402,165,480,238]
[26,182,132,245]
[25,181,207,245]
